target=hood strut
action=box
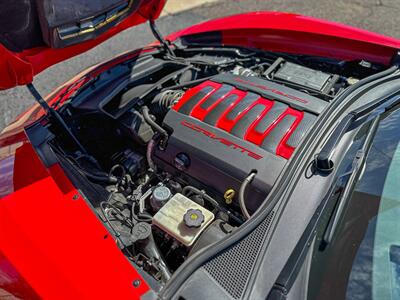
[149,20,175,57]
[27,83,87,154]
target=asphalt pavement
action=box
[1,0,400,131]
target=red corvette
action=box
[1,1,400,299]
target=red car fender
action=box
[0,139,149,299]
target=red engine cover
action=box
[173,77,318,159]
[157,74,323,213]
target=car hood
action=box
[0,0,166,90]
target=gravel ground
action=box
[1,0,400,131]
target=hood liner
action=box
[0,0,166,90]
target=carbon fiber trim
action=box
[179,86,214,115]
[204,94,239,125]
[254,102,288,133]
[230,104,266,139]
[261,115,296,153]
[286,113,317,148]
[200,85,234,110]
[225,92,260,120]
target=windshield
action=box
[308,107,400,300]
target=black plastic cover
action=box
[275,61,331,91]
[36,0,141,48]
[0,0,43,52]
[155,111,281,214]
[264,58,340,96]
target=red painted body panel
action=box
[0,0,166,90]
[168,11,400,64]
[0,139,149,299]
[0,250,41,299]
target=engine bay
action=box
[46,45,384,287]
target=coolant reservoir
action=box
[152,193,214,246]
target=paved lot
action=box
[1,0,400,131]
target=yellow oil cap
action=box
[224,188,236,204]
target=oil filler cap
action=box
[174,153,190,171]
[183,209,204,228]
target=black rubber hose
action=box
[182,186,243,224]
[64,153,118,184]
[131,203,152,223]
[109,164,126,179]
[80,168,118,184]
[142,106,168,141]
[182,186,220,209]
[239,172,257,220]
[146,137,158,172]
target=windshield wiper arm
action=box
[315,93,400,172]
[321,149,365,246]
[321,117,379,246]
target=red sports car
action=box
[1,1,400,299]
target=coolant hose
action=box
[239,172,257,220]
[182,186,243,224]
[146,137,157,172]
[80,168,118,184]
[182,186,220,209]
[142,106,168,142]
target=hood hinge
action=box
[27,83,87,154]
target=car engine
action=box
[156,73,324,215]
[52,46,380,286]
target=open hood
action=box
[0,0,166,90]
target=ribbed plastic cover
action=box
[203,211,275,299]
